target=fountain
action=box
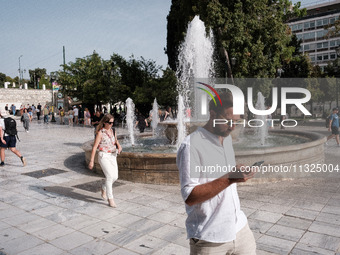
[82,16,326,184]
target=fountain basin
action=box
[82,130,326,185]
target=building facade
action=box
[288,0,340,71]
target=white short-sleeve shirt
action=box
[177,127,247,243]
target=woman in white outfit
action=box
[88,114,122,207]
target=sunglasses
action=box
[105,121,114,124]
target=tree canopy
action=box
[166,0,306,78]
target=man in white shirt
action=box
[177,92,256,254]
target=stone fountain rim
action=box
[82,129,325,158]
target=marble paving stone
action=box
[114,200,143,213]
[61,214,101,230]
[256,235,296,255]
[0,206,26,220]
[266,224,305,242]
[322,205,340,215]
[123,234,169,254]
[293,200,326,212]
[248,210,283,224]
[152,242,190,255]
[256,249,279,255]
[128,195,159,206]
[70,239,118,255]
[284,207,319,220]
[308,221,340,238]
[300,231,340,251]
[16,217,56,233]
[16,243,64,255]
[49,231,94,251]
[2,212,41,227]
[45,209,82,223]
[31,223,75,241]
[291,243,335,255]
[242,207,257,217]
[79,220,122,238]
[240,199,265,210]
[128,205,161,218]
[0,234,44,255]
[172,233,190,248]
[0,226,27,242]
[107,213,142,228]
[31,205,67,217]
[258,203,292,214]
[0,221,11,231]
[276,215,312,230]
[168,215,187,229]
[147,210,181,224]
[147,199,181,210]
[248,219,274,234]
[316,212,340,226]
[107,248,139,255]
[127,218,163,234]
[104,228,145,246]
[149,224,186,242]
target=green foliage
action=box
[58,52,178,116]
[167,0,306,78]
[28,68,47,88]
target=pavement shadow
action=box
[30,185,104,205]
[63,152,98,177]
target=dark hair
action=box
[95,114,114,134]
[209,92,234,114]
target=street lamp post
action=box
[336,46,340,109]
[18,55,23,87]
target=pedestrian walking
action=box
[177,92,257,254]
[326,107,340,146]
[59,107,65,125]
[37,103,42,120]
[73,106,79,125]
[84,108,91,126]
[0,113,26,167]
[43,105,49,123]
[68,108,74,126]
[88,114,122,208]
[22,109,32,132]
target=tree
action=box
[0,72,6,87]
[28,68,47,89]
[166,0,306,78]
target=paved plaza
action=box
[0,118,340,255]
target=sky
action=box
[0,0,331,80]
[0,0,172,79]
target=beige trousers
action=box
[190,223,256,255]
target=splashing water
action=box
[151,98,159,136]
[255,92,268,146]
[126,98,135,145]
[176,15,215,147]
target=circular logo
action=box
[57,93,63,99]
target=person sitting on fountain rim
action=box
[88,114,122,208]
[177,92,257,255]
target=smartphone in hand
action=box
[252,160,264,167]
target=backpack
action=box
[4,117,20,141]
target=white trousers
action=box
[98,151,118,199]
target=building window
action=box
[323,54,329,60]
[317,55,323,61]
[310,55,316,62]
[330,53,336,59]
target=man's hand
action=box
[0,138,6,145]
[227,164,256,184]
